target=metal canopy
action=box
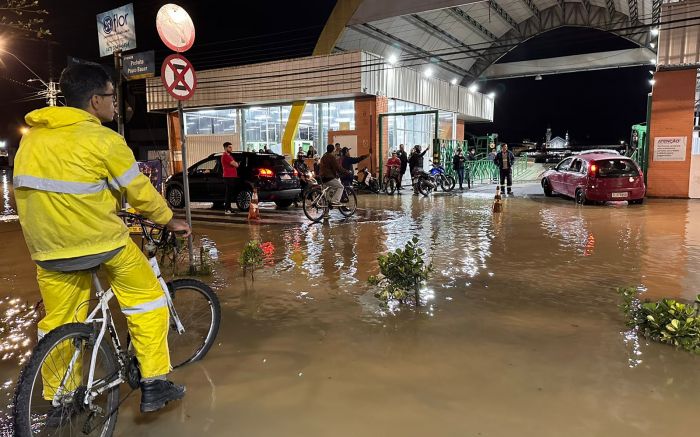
[335,0,658,82]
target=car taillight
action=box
[589,163,597,177]
[258,168,274,178]
[293,169,298,177]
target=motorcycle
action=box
[354,167,381,194]
[429,161,456,192]
[412,169,437,196]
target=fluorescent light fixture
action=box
[650,58,657,65]
[339,109,355,115]
[423,67,433,78]
[650,42,656,49]
[649,79,656,86]
[0,140,6,149]
[450,78,458,85]
[650,28,659,37]
[387,54,398,65]
[488,92,495,99]
[468,84,478,93]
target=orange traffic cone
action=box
[248,188,261,220]
[492,186,503,214]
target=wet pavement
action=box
[2,167,700,436]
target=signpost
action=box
[157,3,197,270]
[96,3,137,136]
[122,50,155,80]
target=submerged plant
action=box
[618,287,700,354]
[369,236,432,306]
[240,240,264,281]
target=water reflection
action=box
[3,189,700,435]
[1,170,18,222]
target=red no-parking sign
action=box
[160,53,197,100]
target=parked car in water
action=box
[540,152,645,204]
[165,152,301,210]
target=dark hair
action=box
[222,142,232,149]
[335,143,340,147]
[326,144,335,153]
[59,63,113,109]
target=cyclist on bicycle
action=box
[385,151,402,186]
[319,143,351,206]
[13,63,190,417]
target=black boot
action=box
[140,380,186,413]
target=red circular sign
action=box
[160,54,197,101]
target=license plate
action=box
[611,192,628,198]
[281,174,291,180]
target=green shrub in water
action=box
[369,236,432,306]
[240,240,264,281]
[618,287,700,353]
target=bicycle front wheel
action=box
[302,186,327,222]
[14,323,120,437]
[168,279,221,369]
[338,187,357,217]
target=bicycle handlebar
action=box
[118,211,179,249]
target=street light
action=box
[19,127,29,135]
[0,41,57,106]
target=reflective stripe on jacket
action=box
[14,107,172,261]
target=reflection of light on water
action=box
[621,328,643,368]
[0,297,39,365]
[0,296,40,434]
[1,170,18,221]
[199,237,219,260]
[539,209,590,255]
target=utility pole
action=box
[113,50,124,136]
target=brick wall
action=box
[647,68,697,197]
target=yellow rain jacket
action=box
[15,107,173,384]
[14,107,172,261]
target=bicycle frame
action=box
[57,250,185,408]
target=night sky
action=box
[1,1,652,148]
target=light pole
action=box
[0,46,58,106]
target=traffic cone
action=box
[492,186,503,214]
[248,188,261,220]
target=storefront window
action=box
[184,109,237,135]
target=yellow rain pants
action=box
[37,239,170,400]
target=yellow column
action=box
[281,0,364,158]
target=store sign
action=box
[123,50,155,80]
[654,136,687,161]
[96,3,137,57]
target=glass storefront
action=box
[185,100,356,154]
[184,109,237,135]
[386,100,456,154]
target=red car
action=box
[541,152,645,204]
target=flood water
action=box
[2,168,700,436]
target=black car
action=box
[165,152,301,210]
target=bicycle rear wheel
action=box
[302,186,327,222]
[168,279,221,369]
[14,323,120,437]
[338,187,357,217]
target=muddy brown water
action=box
[1,170,700,436]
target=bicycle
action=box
[13,211,221,437]
[302,182,357,222]
[382,167,401,195]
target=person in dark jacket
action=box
[408,145,428,194]
[466,147,477,189]
[339,147,369,186]
[397,144,408,189]
[452,148,466,190]
[493,143,516,194]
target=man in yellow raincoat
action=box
[13,63,190,417]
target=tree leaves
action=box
[370,236,432,304]
[617,287,700,354]
[0,0,51,38]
